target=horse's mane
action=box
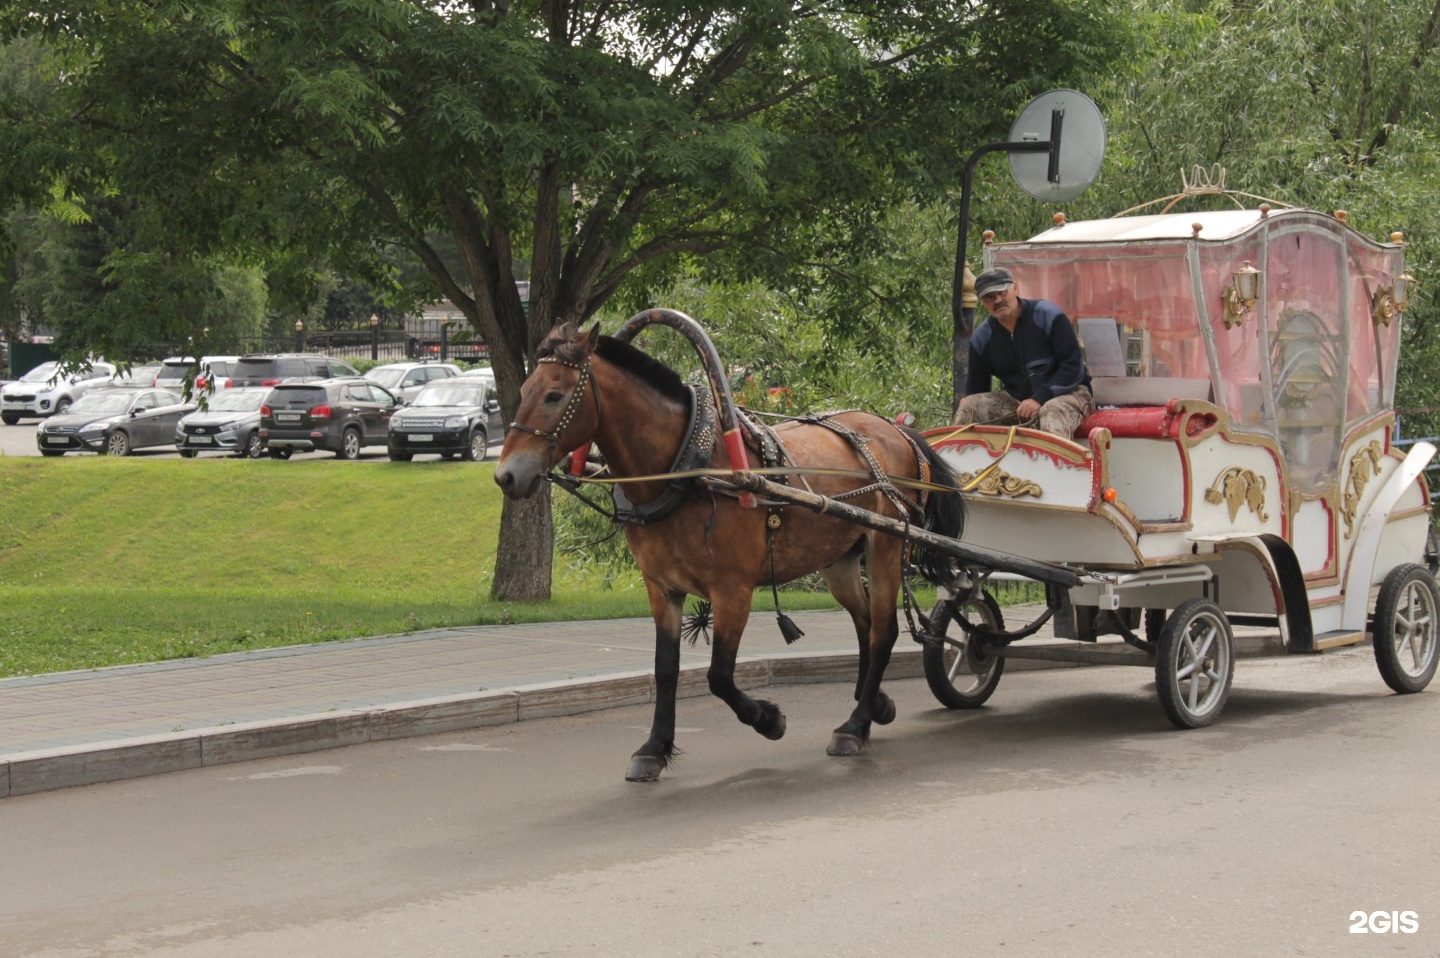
[538,324,689,405]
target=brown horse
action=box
[494,322,964,781]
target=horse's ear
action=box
[583,322,601,354]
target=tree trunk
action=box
[490,484,555,601]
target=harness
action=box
[612,384,718,526]
[506,355,598,471]
[522,352,930,532]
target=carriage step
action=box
[1311,630,1366,651]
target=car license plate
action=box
[45,437,68,445]
[409,434,433,442]
[276,412,301,422]
[188,435,212,444]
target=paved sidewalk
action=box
[0,604,1285,798]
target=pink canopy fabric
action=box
[991,210,1404,492]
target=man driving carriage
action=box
[953,266,1093,437]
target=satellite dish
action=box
[1008,89,1106,203]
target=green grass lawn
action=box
[0,457,853,677]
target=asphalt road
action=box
[2,648,1436,957]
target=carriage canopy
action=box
[987,208,1407,492]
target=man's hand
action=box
[1016,398,1041,421]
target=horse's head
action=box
[494,322,602,499]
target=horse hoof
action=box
[874,693,897,725]
[757,710,787,741]
[826,732,865,757]
[625,755,664,782]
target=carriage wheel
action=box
[1155,597,1235,729]
[1371,563,1439,695]
[922,591,1005,709]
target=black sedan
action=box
[35,387,192,456]
[387,379,503,461]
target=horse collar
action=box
[613,384,717,527]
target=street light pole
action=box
[294,320,305,352]
[951,114,1063,415]
[370,313,379,361]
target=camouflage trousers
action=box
[951,386,1093,439]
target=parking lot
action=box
[0,358,503,462]
[0,421,499,461]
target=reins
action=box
[555,464,960,496]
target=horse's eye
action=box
[544,390,565,404]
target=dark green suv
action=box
[259,378,401,459]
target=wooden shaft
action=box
[725,472,1082,588]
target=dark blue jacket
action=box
[965,298,1091,403]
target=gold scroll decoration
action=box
[1372,286,1397,327]
[1342,440,1384,538]
[1204,467,1269,523]
[957,469,1043,499]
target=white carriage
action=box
[920,202,1438,728]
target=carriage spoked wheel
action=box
[1155,597,1235,729]
[1371,563,1440,695]
[922,591,1006,709]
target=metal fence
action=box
[136,328,491,365]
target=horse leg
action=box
[828,537,903,756]
[626,580,684,783]
[707,591,786,741]
[818,550,893,722]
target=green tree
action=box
[2,1,1127,599]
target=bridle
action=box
[507,355,601,469]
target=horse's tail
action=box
[902,425,966,584]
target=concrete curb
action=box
[0,634,1300,799]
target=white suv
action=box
[197,355,241,392]
[1,360,118,423]
[364,361,461,401]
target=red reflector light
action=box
[262,379,281,386]
[223,379,234,389]
[309,404,332,419]
[260,405,271,417]
[195,377,209,389]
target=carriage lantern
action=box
[1222,261,1261,327]
[1395,271,1416,312]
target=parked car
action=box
[195,355,241,392]
[174,387,269,458]
[153,356,199,394]
[35,387,191,456]
[387,378,503,462]
[453,366,495,391]
[110,364,163,387]
[364,360,461,401]
[1,360,118,423]
[259,378,401,459]
[228,354,362,388]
